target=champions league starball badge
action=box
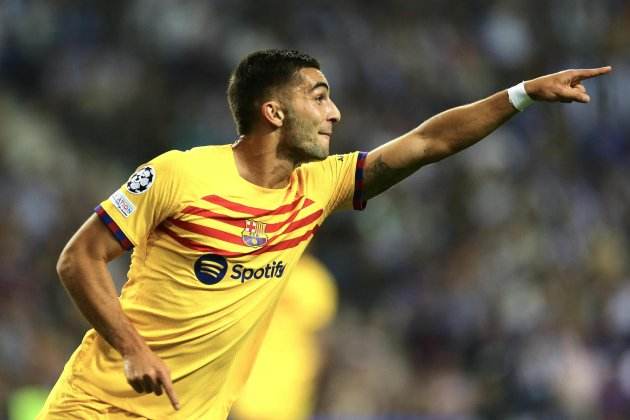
[126,166,155,194]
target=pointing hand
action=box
[525,66,612,104]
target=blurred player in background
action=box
[232,253,337,420]
[38,49,610,419]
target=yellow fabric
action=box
[233,254,338,420]
[43,145,360,420]
[36,374,144,419]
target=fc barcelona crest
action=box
[242,219,268,247]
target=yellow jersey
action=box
[60,144,367,419]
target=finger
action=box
[574,94,590,103]
[573,66,612,81]
[569,90,590,103]
[143,374,156,393]
[154,384,163,396]
[558,87,589,103]
[574,83,587,93]
[128,379,144,394]
[157,371,180,411]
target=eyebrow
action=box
[309,81,330,93]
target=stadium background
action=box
[1,1,630,418]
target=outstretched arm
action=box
[362,66,612,199]
[57,215,180,411]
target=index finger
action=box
[158,372,180,411]
[573,66,612,81]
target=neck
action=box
[231,132,297,189]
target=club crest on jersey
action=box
[241,219,268,247]
[126,166,155,194]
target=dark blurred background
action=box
[1,1,630,419]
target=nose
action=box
[328,100,341,124]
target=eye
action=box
[315,95,325,103]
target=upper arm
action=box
[58,214,126,273]
[302,152,369,215]
[363,130,433,199]
[97,151,184,247]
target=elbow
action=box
[56,249,69,282]
[56,245,78,285]
[413,134,455,165]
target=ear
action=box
[260,101,285,129]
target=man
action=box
[38,49,610,419]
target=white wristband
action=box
[507,81,534,112]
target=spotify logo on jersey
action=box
[194,254,228,285]
[194,254,288,285]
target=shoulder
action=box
[146,149,186,169]
[153,144,231,162]
[147,144,232,176]
[299,154,342,170]
[297,152,359,175]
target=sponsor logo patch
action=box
[110,190,136,217]
[126,166,155,194]
[231,260,286,283]
[194,254,229,285]
[193,254,287,285]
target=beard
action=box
[278,111,329,164]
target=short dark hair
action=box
[227,49,320,135]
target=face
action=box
[278,67,341,162]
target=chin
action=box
[300,151,327,163]
[309,146,329,161]
[296,140,329,162]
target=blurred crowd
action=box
[1,0,630,419]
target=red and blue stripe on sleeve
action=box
[94,205,133,250]
[352,151,368,211]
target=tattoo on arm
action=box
[363,155,412,199]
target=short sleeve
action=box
[304,151,368,217]
[95,150,184,249]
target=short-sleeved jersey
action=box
[62,145,367,419]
